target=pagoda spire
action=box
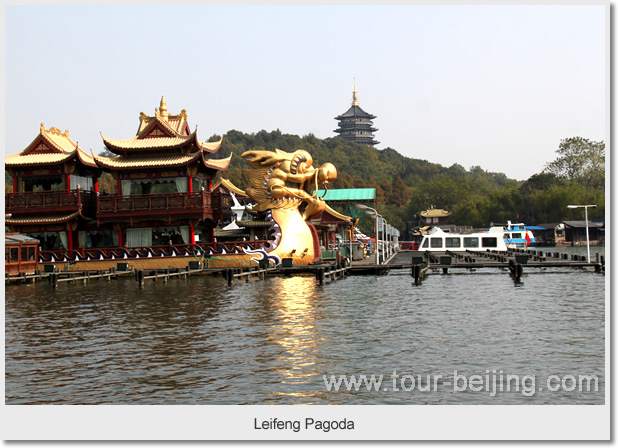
[352,79,359,106]
[160,96,168,119]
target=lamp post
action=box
[567,204,596,263]
[355,204,383,265]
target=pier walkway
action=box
[6,248,603,289]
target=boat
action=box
[419,226,508,252]
[503,221,537,249]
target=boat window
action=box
[510,233,522,239]
[445,237,461,248]
[430,238,443,248]
[422,239,429,248]
[482,237,498,248]
[10,248,19,262]
[463,237,479,248]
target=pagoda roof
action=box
[335,105,376,120]
[5,124,97,168]
[101,97,222,155]
[92,151,232,171]
[101,131,222,153]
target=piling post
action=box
[317,268,325,285]
[137,270,144,288]
[412,265,420,284]
[227,269,233,286]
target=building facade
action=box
[5,124,101,251]
[5,98,232,257]
[93,97,232,248]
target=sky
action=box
[4,3,607,181]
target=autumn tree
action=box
[390,173,412,207]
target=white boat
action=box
[419,226,508,252]
[503,221,536,249]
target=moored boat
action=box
[419,226,508,252]
[503,221,537,249]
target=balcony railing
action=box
[6,189,94,214]
[39,241,273,264]
[96,191,221,220]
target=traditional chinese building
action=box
[5,124,101,251]
[334,82,379,146]
[420,206,451,227]
[93,97,232,248]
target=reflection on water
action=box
[5,253,605,405]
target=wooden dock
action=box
[6,248,603,288]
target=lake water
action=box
[5,246,605,405]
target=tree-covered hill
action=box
[210,130,604,234]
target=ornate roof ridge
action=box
[19,123,78,156]
[137,112,184,139]
[5,205,86,225]
[198,136,223,153]
[202,153,232,171]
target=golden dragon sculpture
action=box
[220,148,351,265]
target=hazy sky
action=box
[4,3,607,181]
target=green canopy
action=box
[315,188,376,219]
[316,188,375,201]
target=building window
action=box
[19,175,64,192]
[70,174,94,191]
[26,231,68,251]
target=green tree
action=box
[544,137,605,189]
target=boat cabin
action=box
[419,226,508,252]
[5,233,40,276]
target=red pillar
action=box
[13,175,17,193]
[187,174,193,193]
[67,227,73,251]
[117,178,122,195]
[117,228,123,248]
[95,179,99,193]
[66,173,71,192]
[190,225,195,245]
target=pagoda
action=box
[93,96,232,248]
[334,82,379,146]
[5,124,100,251]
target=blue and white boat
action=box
[503,221,537,249]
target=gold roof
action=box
[5,124,97,168]
[93,152,202,169]
[93,152,232,171]
[137,96,189,135]
[203,155,232,171]
[420,207,451,218]
[101,134,222,153]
